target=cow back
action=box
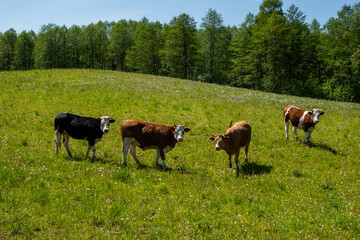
[55,113,102,140]
[226,121,251,151]
[121,120,176,149]
[284,106,304,127]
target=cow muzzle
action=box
[215,146,220,151]
[177,137,183,142]
[103,129,109,133]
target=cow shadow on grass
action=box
[116,162,194,174]
[239,162,273,177]
[63,155,86,162]
[146,164,193,174]
[63,155,113,164]
[307,142,341,155]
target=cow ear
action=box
[308,111,313,115]
[223,135,230,140]
[110,119,115,123]
[209,136,215,141]
[184,127,190,132]
[320,111,325,115]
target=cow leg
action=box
[86,144,91,159]
[245,144,249,163]
[63,133,73,158]
[159,149,166,169]
[234,151,240,172]
[285,121,290,139]
[293,127,299,140]
[304,132,311,144]
[91,145,96,162]
[55,131,62,154]
[122,138,131,165]
[129,145,141,165]
[155,150,160,166]
[228,155,232,168]
[86,144,96,162]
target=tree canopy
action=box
[1,1,360,102]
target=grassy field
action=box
[0,69,359,239]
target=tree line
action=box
[1,0,359,102]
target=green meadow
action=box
[0,69,359,239]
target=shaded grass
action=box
[0,69,359,239]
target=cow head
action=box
[209,134,230,151]
[99,116,115,133]
[173,124,190,142]
[309,109,324,124]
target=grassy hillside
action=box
[0,69,359,239]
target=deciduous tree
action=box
[161,13,198,79]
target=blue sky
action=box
[0,0,359,33]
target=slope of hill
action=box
[0,69,359,238]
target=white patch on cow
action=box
[122,137,141,165]
[311,109,322,124]
[285,121,290,139]
[174,125,185,142]
[100,116,113,133]
[215,143,220,150]
[298,111,308,129]
[284,106,295,139]
[284,106,294,117]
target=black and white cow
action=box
[283,105,324,144]
[54,113,115,161]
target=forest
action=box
[0,0,360,102]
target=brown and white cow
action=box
[283,105,324,144]
[120,120,190,169]
[209,121,251,172]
